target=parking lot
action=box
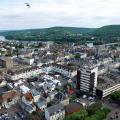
[106,109,120,120]
[102,97,120,120]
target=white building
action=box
[42,64,77,78]
[35,99,47,111]
[77,66,98,95]
[51,64,77,78]
[31,89,40,102]
[6,67,42,81]
[20,85,30,94]
[80,53,87,59]
[45,103,65,120]
[86,43,93,48]
[20,57,34,65]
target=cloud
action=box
[0,0,120,30]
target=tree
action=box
[75,53,80,59]
[5,50,12,57]
[27,111,42,120]
[87,102,102,115]
[85,107,111,120]
[64,105,110,120]
[110,90,120,104]
[64,108,88,120]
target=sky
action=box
[0,0,120,30]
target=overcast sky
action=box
[0,0,120,30]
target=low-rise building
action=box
[17,57,34,65]
[35,99,47,111]
[6,66,42,81]
[96,72,120,99]
[20,92,36,113]
[42,64,76,78]
[45,103,65,120]
[0,57,13,69]
[20,101,36,114]
[51,63,77,78]
[31,89,40,102]
[65,102,82,115]
[0,86,21,108]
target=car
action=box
[88,96,94,101]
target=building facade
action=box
[51,64,77,78]
[45,103,65,120]
[6,67,42,81]
[77,67,98,95]
[0,57,13,69]
[96,83,120,99]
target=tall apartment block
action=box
[77,67,98,95]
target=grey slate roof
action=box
[31,89,40,96]
[47,103,64,116]
[36,99,46,108]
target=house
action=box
[18,49,34,58]
[65,102,83,115]
[20,101,36,114]
[0,86,21,108]
[20,92,36,114]
[54,92,69,106]
[35,99,47,111]
[0,57,13,69]
[51,63,77,78]
[0,79,6,87]
[42,64,77,78]
[17,56,34,65]
[31,89,40,102]
[20,85,30,94]
[45,103,65,120]
[6,66,42,81]
[22,92,33,105]
[42,82,56,93]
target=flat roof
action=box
[97,72,120,90]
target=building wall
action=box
[0,58,13,69]
[77,67,98,95]
[33,95,40,103]
[45,109,65,120]
[96,84,120,98]
[6,69,42,81]
[52,66,76,78]
[45,110,50,120]
[61,98,69,106]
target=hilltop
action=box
[0,27,96,42]
[91,25,120,38]
[0,25,120,43]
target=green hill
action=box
[91,25,120,38]
[1,25,120,43]
[0,27,96,42]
